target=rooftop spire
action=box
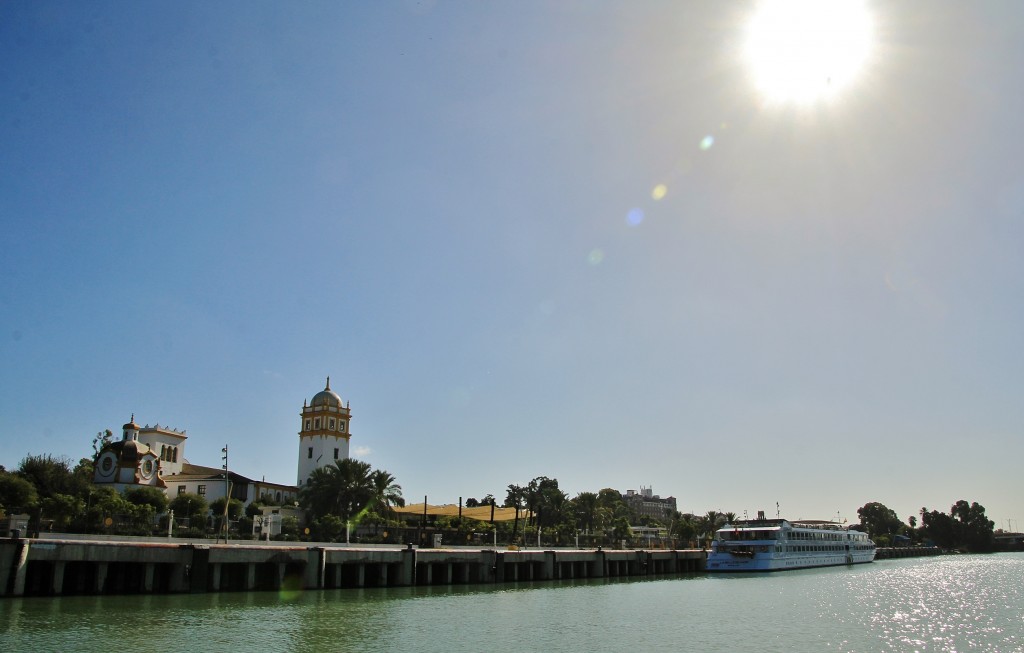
[325,376,330,390]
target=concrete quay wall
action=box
[1,538,705,598]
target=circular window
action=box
[101,456,114,473]
[142,459,154,477]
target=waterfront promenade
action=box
[0,535,706,597]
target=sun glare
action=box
[744,0,874,105]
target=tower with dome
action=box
[296,377,352,486]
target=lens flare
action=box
[627,208,644,226]
[651,184,667,200]
[700,135,715,150]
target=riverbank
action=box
[1,536,705,597]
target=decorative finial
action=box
[130,413,135,423]
[326,376,330,390]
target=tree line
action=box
[855,500,998,553]
[0,447,1002,551]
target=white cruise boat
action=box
[706,513,876,572]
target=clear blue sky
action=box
[2,1,1021,530]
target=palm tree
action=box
[369,469,404,516]
[300,458,374,523]
[701,510,722,547]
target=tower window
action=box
[334,448,339,459]
[329,418,335,430]
[305,419,311,431]
[308,447,313,459]
[314,418,321,429]
[340,423,345,432]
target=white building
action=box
[93,416,181,492]
[296,377,352,486]
[93,378,351,511]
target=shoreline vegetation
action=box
[0,451,1010,554]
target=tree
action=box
[505,484,526,542]
[300,458,375,523]
[369,469,404,516]
[209,496,244,520]
[311,514,346,542]
[16,454,88,501]
[41,494,85,530]
[673,513,698,547]
[169,493,208,527]
[91,429,113,456]
[856,502,903,540]
[920,508,956,549]
[0,471,38,514]
[573,492,599,533]
[950,500,995,553]
[124,487,170,514]
[699,510,723,546]
[525,476,568,529]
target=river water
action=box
[2,553,1022,652]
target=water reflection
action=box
[2,555,1021,652]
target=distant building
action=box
[93,416,177,492]
[297,377,352,486]
[93,377,354,510]
[622,486,677,523]
[165,464,297,508]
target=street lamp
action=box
[221,445,229,543]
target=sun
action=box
[743,0,874,105]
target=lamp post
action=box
[221,445,229,543]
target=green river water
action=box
[2,553,1022,652]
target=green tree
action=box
[699,510,722,546]
[369,469,404,515]
[572,492,599,534]
[278,516,300,541]
[169,493,208,528]
[0,471,38,513]
[920,508,956,549]
[311,514,346,542]
[300,458,375,523]
[91,429,113,456]
[209,496,244,520]
[16,454,89,500]
[504,484,526,543]
[41,493,84,530]
[856,501,903,540]
[124,487,170,514]
[672,513,699,547]
[523,476,568,529]
[950,500,995,553]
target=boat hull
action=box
[706,551,876,572]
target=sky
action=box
[2,1,1022,531]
